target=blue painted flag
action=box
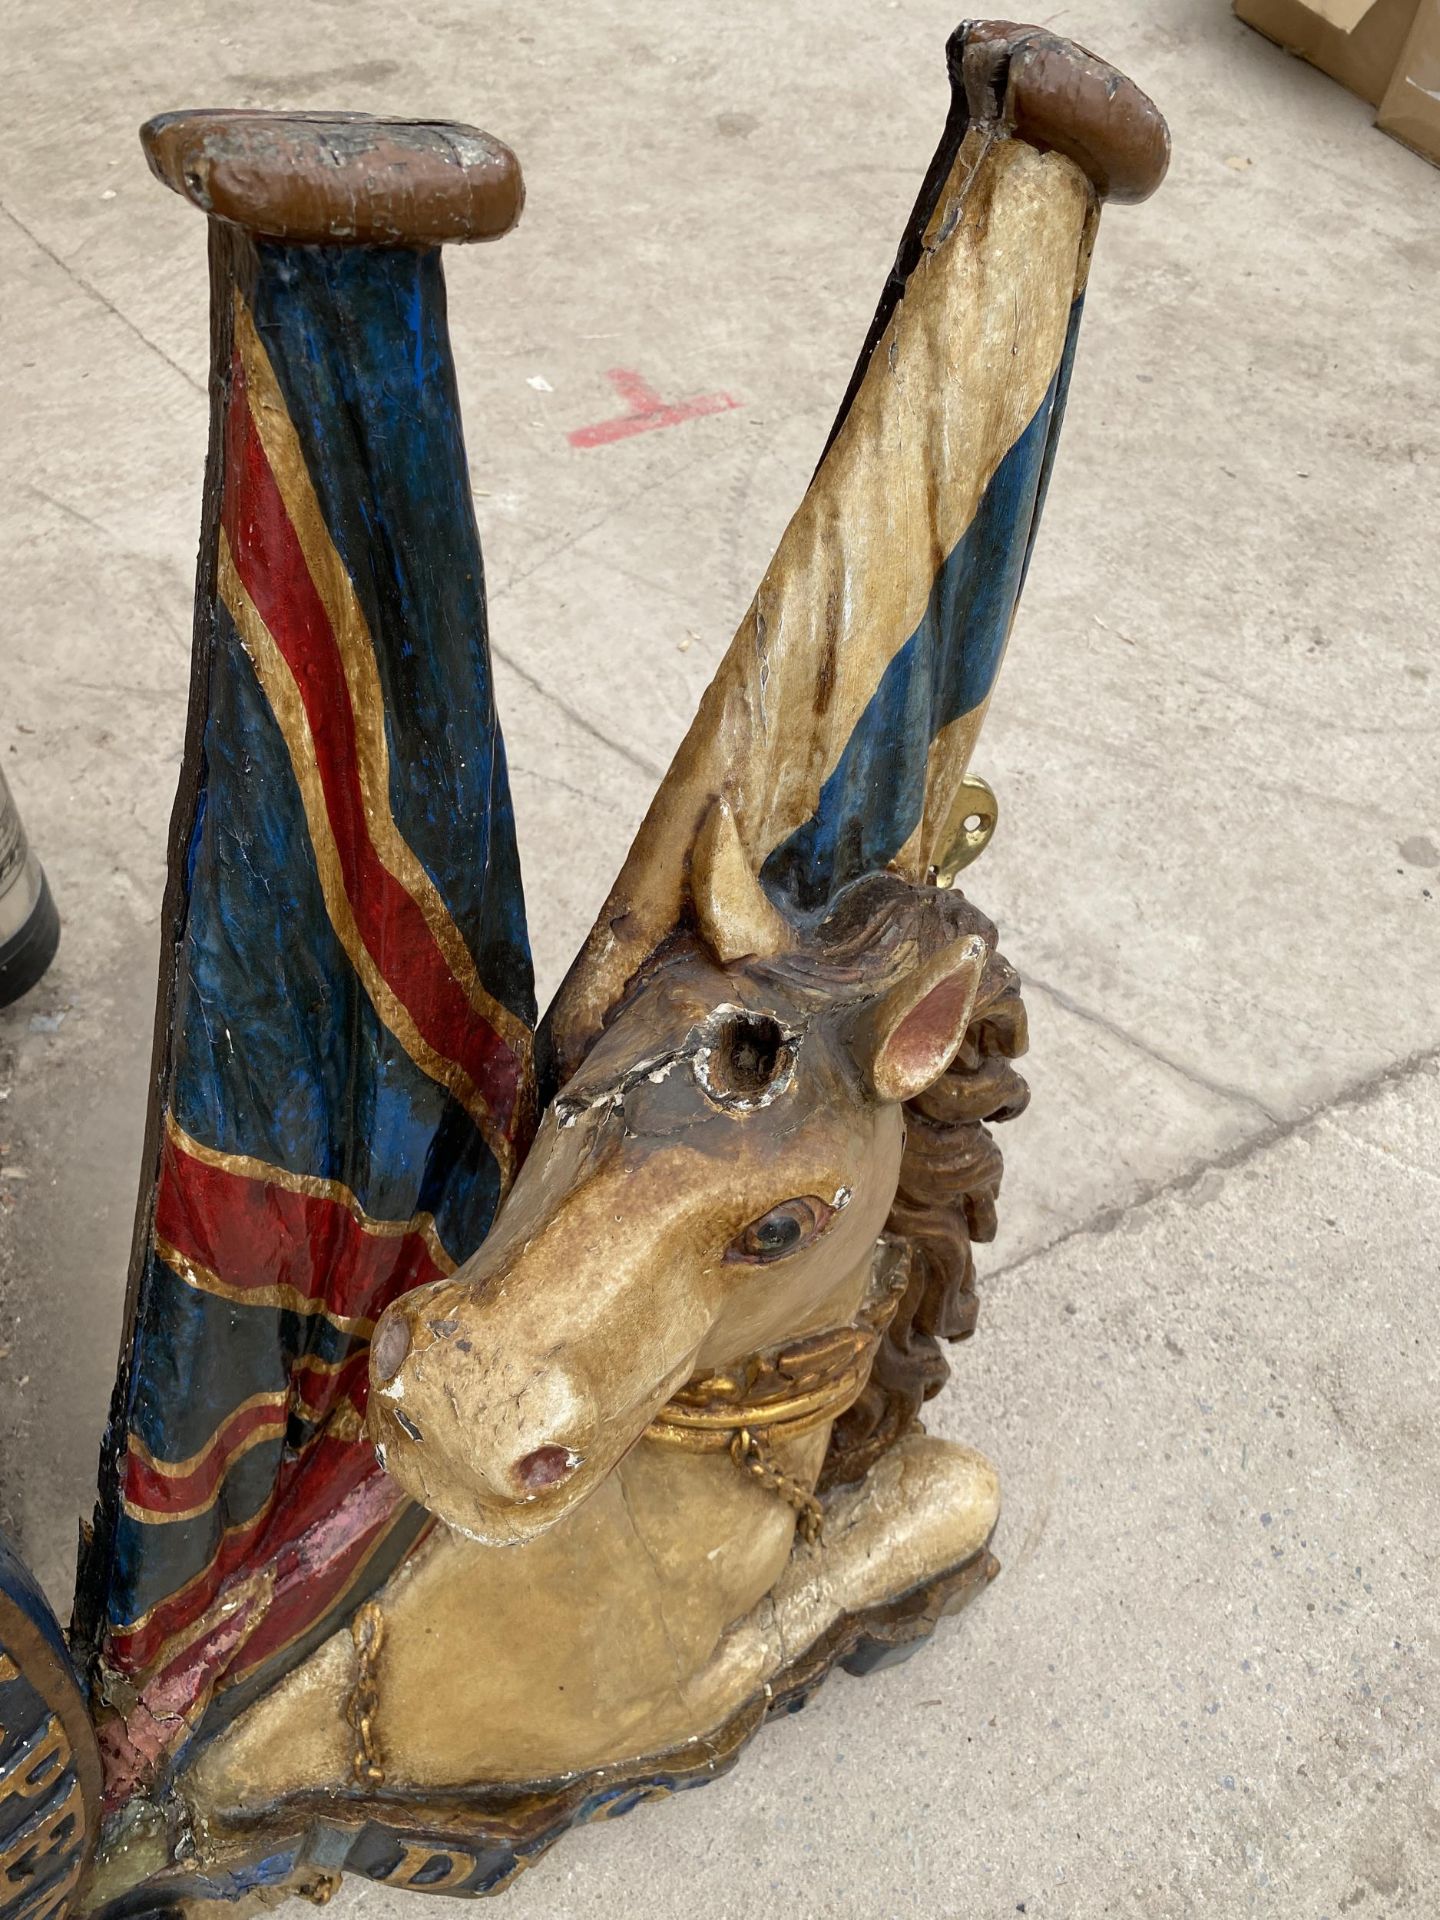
[75,232,534,1798]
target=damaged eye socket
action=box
[697,1010,795,1107]
[727,1195,835,1264]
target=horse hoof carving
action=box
[1,20,1168,1917]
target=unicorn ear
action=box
[691,798,794,964]
[863,931,990,1105]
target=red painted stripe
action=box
[109,1435,385,1676]
[123,1131,433,1519]
[123,1397,288,1518]
[220,352,522,1140]
[223,1466,410,1683]
[120,1350,373,1522]
[293,1348,371,1421]
[153,1134,446,1322]
[100,1464,414,1806]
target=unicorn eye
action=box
[727,1195,835,1264]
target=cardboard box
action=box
[1378,2,1440,161]
[1235,0,1419,106]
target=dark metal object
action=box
[0,768,59,1009]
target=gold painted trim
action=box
[232,298,532,1080]
[121,1416,288,1527]
[647,1276,904,1454]
[154,1233,378,1337]
[217,531,514,1186]
[0,1588,102,1876]
[126,1389,289,1480]
[164,1112,457,1277]
[291,1348,363,1378]
[646,1371,869,1448]
[106,1483,284,1645]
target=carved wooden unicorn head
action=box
[368,25,1168,1544]
[367,834,996,1542]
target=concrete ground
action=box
[1,1,1436,1914]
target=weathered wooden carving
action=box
[0,22,1167,1917]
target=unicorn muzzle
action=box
[367,1313,601,1539]
[365,1268,702,1543]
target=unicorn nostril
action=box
[512,1444,582,1494]
[371,1311,410,1382]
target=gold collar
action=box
[644,1244,908,1543]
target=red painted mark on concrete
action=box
[566,368,741,449]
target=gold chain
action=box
[646,1245,909,1547]
[730,1427,825,1545]
[345,1600,386,1787]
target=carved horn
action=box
[544,23,1169,1093]
[690,798,795,964]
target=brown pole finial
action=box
[958,20,1170,204]
[139,109,524,246]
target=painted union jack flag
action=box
[73,235,535,1801]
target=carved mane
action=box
[823,958,1028,1489]
[748,873,1030,1489]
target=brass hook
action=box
[934,775,999,886]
